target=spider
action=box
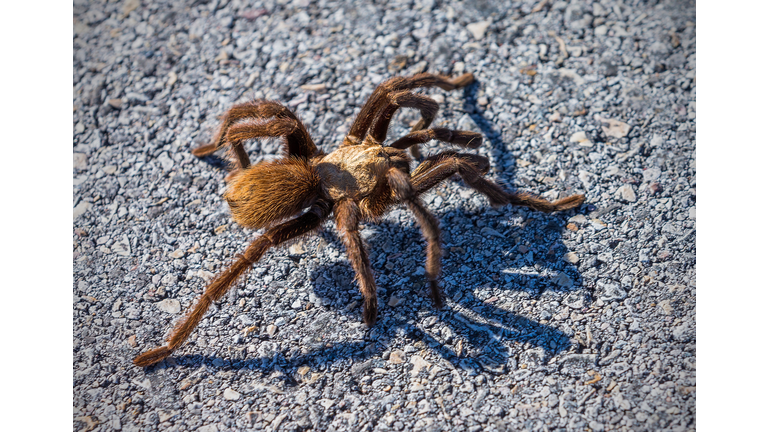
[134,72,585,367]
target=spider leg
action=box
[411,152,586,213]
[366,91,439,145]
[343,73,474,147]
[389,128,483,151]
[387,168,445,308]
[334,198,380,326]
[133,200,331,368]
[191,100,317,168]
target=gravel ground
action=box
[73,0,695,431]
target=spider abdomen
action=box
[224,158,320,229]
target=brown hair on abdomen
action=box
[224,158,321,229]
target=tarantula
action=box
[134,72,585,367]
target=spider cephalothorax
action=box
[134,72,585,367]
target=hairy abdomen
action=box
[225,158,321,229]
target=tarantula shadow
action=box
[134,72,585,368]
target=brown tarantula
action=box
[134,72,585,367]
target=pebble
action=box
[558,68,585,86]
[157,152,174,171]
[643,167,661,183]
[466,20,491,40]
[590,219,607,231]
[300,83,326,91]
[564,252,579,264]
[569,214,588,224]
[596,116,631,138]
[570,131,593,147]
[223,388,240,401]
[73,153,88,170]
[288,243,306,254]
[616,185,637,202]
[108,98,123,109]
[245,72,258,88]
[267,324,277,337]
[388,296,403,307]
[157,299,181,314]
[658,300,673,315]
[170,249,185,259]
[111,234,131,257]
[594,25,608,36]
[598,282,627,301]
[122,0,139,16]
[389,350,406,364]
[409,355,431,376]
[555,272,573,288]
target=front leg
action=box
[133,200,331,367]
[334,198,379,325]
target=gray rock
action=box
[598,281,627,301]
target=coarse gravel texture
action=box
[73,0,695,431]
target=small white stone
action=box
[74,153,88,170]
[569,214,588,224]
[570,131,593,147]
[223,388,240,401]
[590,219,607,231]
[616,184,637,202]
[389,350,406,364]
[564,252,579,264]
[157,152,174,171]
[466,20,492,40]
[170,249,185,259]
[157,299,181,314]
[594,25,608,36]
[643,167,661,182]
[267,324,277,337]
[409,355,431,376]
[111,234,131,256]
[288,243,306,254]
[73,201,92,219]
[597,116,631,138]
[658,300,673,315]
